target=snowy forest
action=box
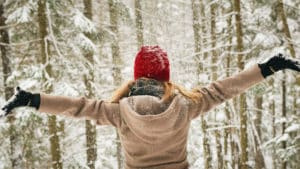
[0,0,299,169]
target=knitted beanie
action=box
[134,46,170,81]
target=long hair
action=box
[110,79,202,103]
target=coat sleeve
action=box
[38,94,121,127]
[189,64,265,119]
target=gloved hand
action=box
[258,53,300,78]
[1,87,40,117]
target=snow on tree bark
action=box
[254,96,266,169]
[134,0,144,48]
[108,0,123,168]
[0,2,19,169]
[233,0,249,169]
[82,0,98,169]
[37,0,62,168]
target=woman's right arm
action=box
[2,90,121,127]
[39,94,121,127]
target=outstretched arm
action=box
[189,54,300,119]
[1,88,121,127]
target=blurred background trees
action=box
[0,0,299,168]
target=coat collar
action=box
[129,78,165,98]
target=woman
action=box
[2,46,300,169]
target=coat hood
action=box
[119,95,190,144]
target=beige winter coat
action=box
[39,64,265,169]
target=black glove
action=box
[1,87,40,117]
[258,53,300,78]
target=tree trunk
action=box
[270,96,276,169]
[197,1,212,169]
[83,1,98,168]
[38,0,62,168]
[224,5,233,168]
[277,0,295,58]
[277,1,295,168]
[0,2,18,168]
[209,3,223,169]
[108,0,123,168]
[201,116,212,169]
[281,72,287,169]
[146,0,158,44]
[210,2,217,81]
[254,96,266,169]
[191,0,202,72]
[233,0,248,169]
[134,0,144,48]
[199,0,208,60]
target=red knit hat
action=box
[134,46,170,81]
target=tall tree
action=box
[83,0,97,169]
[222,3,234,168]
[134,0,144,48]
[209,2,223,169]
[269,79,277,169]
[277,0,295,58]
[108,0,123,168]
[37,0,62,168]
[254,96,266,169]
[281,72,287,169]
[199,0,208,60]
[233,0,248,168]
[210,2,217,81]
[0,1,18,168]
[198,1,212,168]
[276,1,296,168]
[191,0,202,71]
[201,116,212,169]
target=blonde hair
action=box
[110,79,202,103]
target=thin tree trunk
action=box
[233,0,248,169]
[269,79,277,169]
[83,1,97,168]
[271,103,276,169]
[277,1,295,168]
[254,96,266,169]
[0,2,18,169]
[191,0,202,72]
[199,0,208,60]
[197,1,212,169]
[209,3,223,169]
[224,5,233,168]
[47,116,62,169]
[210,2,217,81]
[201,116,212,169]
[38,1,62,169]
[134,0,144,48]
[147,0,158,44]
[108,0,123,168]
[277,0,295,58]
[281,71,287,169]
